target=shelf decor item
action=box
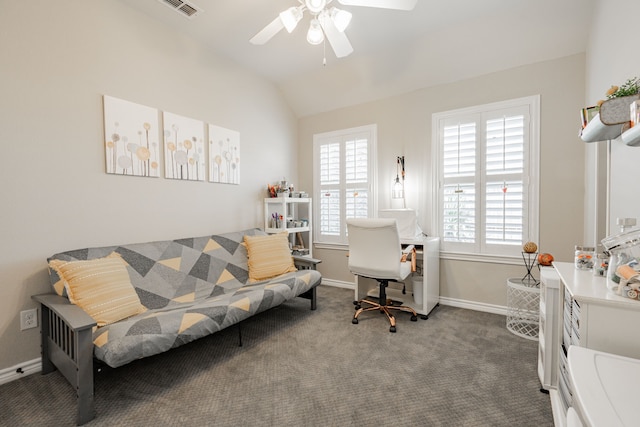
[521,251,539,286]
[604,77,640,101]
[580,106,599,129]
[538,252,554,266]
[580,77,640,145]
[574,245,595,270]
[601,228,640,300]
[523,241,538,253]
[519,241,539,285]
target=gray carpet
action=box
[0,286,553,426]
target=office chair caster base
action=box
[389,326,396,333]
[420,315,428,320]
[410,315,417,321]
[352,318,359,324]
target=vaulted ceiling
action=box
[119,0,595,117]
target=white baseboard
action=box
[320,279,355,290]
[321,281,507,316]
[0,358,41,386]
[438,296,507,316]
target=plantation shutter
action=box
[314,126,376,245]
[319,143,341,238]
[442,121,477,244]
[484,113,526,247]
[435,97,537,258]
[345,139,369,220]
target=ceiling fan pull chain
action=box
[323,37,327,66]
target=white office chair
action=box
[346,218,418,332]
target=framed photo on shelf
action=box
[581,106,599,129]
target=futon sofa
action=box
[33,228,321,425]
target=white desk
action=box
[353,235,440,318]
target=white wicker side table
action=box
[506,277,540,340]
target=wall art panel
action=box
[103,95,160,177]
[208,124,240,185]
[163,112,205,181]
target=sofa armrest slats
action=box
[32,293,96,425]
[32,294,96,332]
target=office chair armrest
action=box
[400,245,417,272]
[401,244,415,254]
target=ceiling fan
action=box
[250,0,417,59]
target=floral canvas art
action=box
[208,124,240,184]
[163,112,205,181]
[103,95,160,177]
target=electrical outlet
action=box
[20,308,38,331]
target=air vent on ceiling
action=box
[157,0,203,19]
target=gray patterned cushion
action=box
[47,228,321,368]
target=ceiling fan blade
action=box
[249,17,285,45]
[337,0,417,10]
[318,13,354,58]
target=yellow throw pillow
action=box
[49,253,146,327]
[244,233,297,282]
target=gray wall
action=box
[0,0,298,371]
[298,54,586,308]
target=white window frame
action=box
[313,124,377,248]
[431,95,540,264]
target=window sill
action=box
[314,244,523,266]
[314,242,348,251]
[440,251,523,265]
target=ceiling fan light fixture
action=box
[306,18,324,45]
[279,6,302,33]
[329,7,352,32]
[305,0,327,14]
[251,0,414,59]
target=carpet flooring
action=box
[0,285,553,426]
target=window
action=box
[313,125,377,246]
[432,96,539,262]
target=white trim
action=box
[439,296,507,316]
[528,94,541,250]
[319,279,355,290]
[549,389,567,427]
[0,358,41,386]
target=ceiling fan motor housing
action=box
[305,0,328,14]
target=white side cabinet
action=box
[549,262,640,427]
[354,236,440,318]
[264,197,312,257]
